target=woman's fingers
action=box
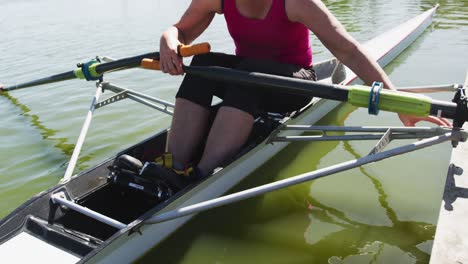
[173,56,183,74]
[398,114,416,127]
[398,113,452,127]
[424,116,452,127]
[159,37,183,75]
[160,54,183,75]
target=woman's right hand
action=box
[159,28,184,75]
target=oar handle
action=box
[178,42,211,57]
[141,59,161,70]
[140,42,211,71]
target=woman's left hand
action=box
[398,113,452,127]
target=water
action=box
[0,0,467,263]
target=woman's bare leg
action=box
[197,106,254,175]
[168,98,210,166]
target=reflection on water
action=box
[428,0,468,29]
[0,92,79,159]
[305,140,435,263]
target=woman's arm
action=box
[160,0,221,75]
[287,0,394,88]
[286,0,450,126]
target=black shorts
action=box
[176,53,316,118]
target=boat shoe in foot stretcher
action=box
[140,153,204,191]
[110,155,173,199]
[114,154,143,173]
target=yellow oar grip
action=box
[141,59,161,70]
[178,42,211,57]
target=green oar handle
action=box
[348,85,432,116]
[348,85,459,119]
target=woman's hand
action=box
[158,0,219,75]
[398,113,452,127]
[159,28,184,75]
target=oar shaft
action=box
[2,53,160,92]
[2,42,210,92]
[0,53,162,93]
[3,71,76,91]
[95,52,160,74]
[2,52,159,91]
[184,65,350,101]
[94,42,210,73]
[182,65,464,122]
[430,99,458,119]
[138,59,465,122]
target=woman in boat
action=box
[149,0,449,189]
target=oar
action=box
[0,43,211,92]
[141,59,468,126]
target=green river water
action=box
[0,0,467,263]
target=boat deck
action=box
[430,123,468,263]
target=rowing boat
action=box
[0,6,441,263]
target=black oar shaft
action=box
[95,52,160,74]
[430,99,458,119]
[2,43,210,92]
[183,65,465,122]
[184,65,350,102]
[2,53,162,92]
[4,71,76,91]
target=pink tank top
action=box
[223,0,313,68]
